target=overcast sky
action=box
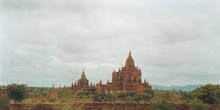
[0,0,220,87]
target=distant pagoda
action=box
[71,69,95,92]
[48,84,58,99]
[71,50,151,93]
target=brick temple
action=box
[70,50,151,93]
[70,69,94,92]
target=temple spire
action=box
[99,80,102,85]
[125,50,135,69]
[81,69,86,79]
[129,50,132,57]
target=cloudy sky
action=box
[0,0,220,87]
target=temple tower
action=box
[108,50,148,92]
[125,50,135,71]
[48,84,58,99]
[77,69,89,91]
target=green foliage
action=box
[29,87,49,97]
[76,92,90,99]
[191,101,209,110]
[91,92,116,103]
[106,93,117,103]
[118,91,136,100]
[124,91,136,97]
[163,90,172,100]
[125,96,133,103]
[58,87,73,98]
[133,93,143,103]
[88,87,96,95]
[6,83,27,102]
[76,87,97,99]
[7,83,220,110]
[150,99,175,110]
[49,98,56,102]
[32,104,54,110]
[143,88,154,102]
[178,90,192,102]
[92,94,101,102]
[116,89,154,103]
[144,88,154,96]
[0,97,9,110]
[193,84,220,104]
[58,103,78,110]
[92,93,107,102]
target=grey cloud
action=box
[1,0,220,86]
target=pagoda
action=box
[96,50,151,92]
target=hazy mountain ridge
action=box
[152,84,202,91]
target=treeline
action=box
[74,88,153,104]
[1,83,220,110]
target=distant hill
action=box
[152,85,202,91]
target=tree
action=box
[125,91,136,97]
[6,83,27,102]
[92,94,101,102]
[134,93,143,103]
[178,90,192,102]
[150,99,175,110]
[193,84,220,104]
[88,87,96,95]
[125,96,133,103]
[58,87,73,98]
[31,87,49,97]
[76,92,89,99]
[0,97,9,110]
[92,93,107,102]
[106,93,116,104]
[143,88,154,103]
